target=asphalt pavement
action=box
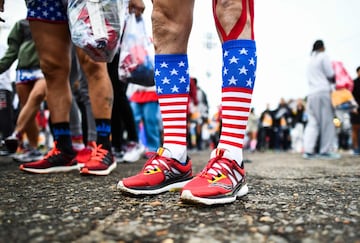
[0,149,359,243]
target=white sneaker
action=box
[122,142,145,163]
[14,148,43,163]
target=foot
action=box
[117,147,193,195]
[19,143,78,174]
[180,148,248,205]
[79,142,116,176]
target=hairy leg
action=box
[76,47,113,119]
[214,0,253,41]
[28,21,72,123]
[152,0,194,54]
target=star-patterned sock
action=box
[154,54,189,163]
[217,39,257,165]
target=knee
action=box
[31,88,46,105]
[40,56,71,83]
[151,6,192,52]
[82,61,108,84]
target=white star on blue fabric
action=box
[222,41,257,90]
[155,55,189,95]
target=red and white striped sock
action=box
[155,54,190,163]
[217,39,257,165]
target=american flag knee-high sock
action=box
[217,39,257,164]
[154,54,189,163]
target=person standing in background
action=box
[290,98,307,153]
[127,82,161,157]
[107,50,144,163]
[257,103,274,151]
[350,66,360,155]
[0,43,14,146]
[303,40,340,160]
[0,19,46,162]
[245,107,258,152]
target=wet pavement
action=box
[0,149,359,243]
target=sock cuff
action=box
[222,39,256,50]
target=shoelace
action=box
[142,153,170,173]
[43,144,61,160]
[198,155,234,181]
[90,144,109,162]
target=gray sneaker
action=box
[318,152,341,160]
[302,153,317,160]
[14,148,43,163]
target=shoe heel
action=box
[169,187,182,192]
[236,184,248,198]
[168,179,192,192]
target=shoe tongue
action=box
[210,148,234,161]
[157,147,172,158]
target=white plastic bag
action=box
[118,13,155,86]
[68,0,123,62]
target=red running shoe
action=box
[19,143,78,174]
[180,148,248,205]
[117,147,193,195]
[80,142,116,176]
[73,142,96,168]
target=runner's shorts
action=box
[26,0,68,23]
[15,69,44,85]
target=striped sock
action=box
[155,54,189,163]
[217,39,257,165]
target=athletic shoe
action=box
[117,147,193,195]
[112,147,125,163]
[319,152,341,160]
[14,148,43,163]
[352,149,360,156]
[180,148,248,205]
[4,134,19,154]
[302,152,317,160]
[79,142,116,176]
[19,143,78,174]
[122,142,145,163]
[73,146,94,168]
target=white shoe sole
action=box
[117,179,191,195]
[180,184,249,205]
[80,162,117,176]
[20,164,80,174]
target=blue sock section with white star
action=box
[154,54,189,163]
[217,39,257,165]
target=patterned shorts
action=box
[26,0,68,23]
[15,69,45,84]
